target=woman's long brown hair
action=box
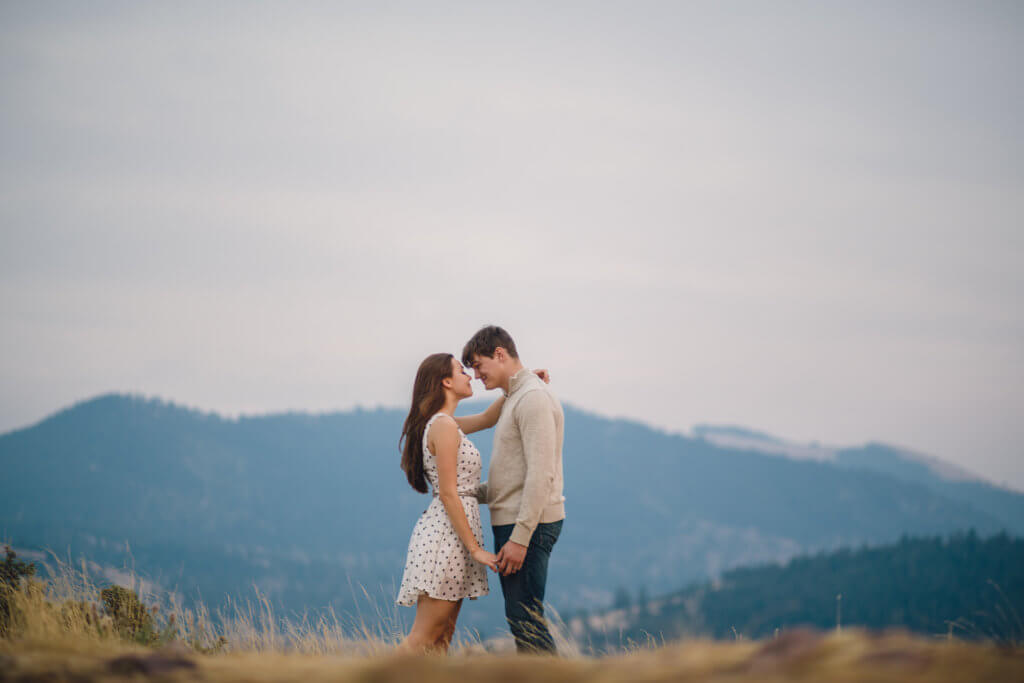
[400,353,455,493]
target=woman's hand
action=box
[472,547,499,572]
[534,368,551,384]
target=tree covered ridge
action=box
[579,531,1024,647]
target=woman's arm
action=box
[453,368,550,435]
[429,417,498,571]
[454,396,505,435]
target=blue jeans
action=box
[492,519,563,654]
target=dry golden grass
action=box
[3,628,1023,683]
[2,551,1022,682]
[2,550,408,656]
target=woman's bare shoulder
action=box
[427,413,459,437]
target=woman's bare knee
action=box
[402,596,461,653]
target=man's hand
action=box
[496,541,528,576]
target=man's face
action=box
[468,352,503,391]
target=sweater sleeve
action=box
[509,389,558,546]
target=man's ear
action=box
[494,347,506,362]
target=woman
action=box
[396,352,546,653]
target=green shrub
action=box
[0,546,37,636]
[100,585,172,645]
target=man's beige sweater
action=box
[478,367,565,546]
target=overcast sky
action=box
[2,2,1022,489]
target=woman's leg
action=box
[434,599,463,652]
[399,595,463,654]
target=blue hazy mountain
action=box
[2,394,1019,636]
[694,424,1024,537]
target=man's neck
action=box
[500,361,526,394]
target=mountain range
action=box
[2,393,1021,637]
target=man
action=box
[462,325,565,654]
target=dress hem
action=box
[396,586,489,607]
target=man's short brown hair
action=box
[462,325,519,366]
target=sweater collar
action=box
[504,367,533,397]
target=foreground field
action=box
[3,629,1022,683]
[2,549,1021,682]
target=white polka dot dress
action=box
[397,412,489,606]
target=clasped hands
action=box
[495,540,527,575]
[472,541,527,576]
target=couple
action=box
[395,325,566,655]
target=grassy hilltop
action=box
[4,632,1023,683]
[2,547,1022,683]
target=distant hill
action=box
[573,531,1024,648]
[695,425,1024,530]
[2,393,1021,637]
